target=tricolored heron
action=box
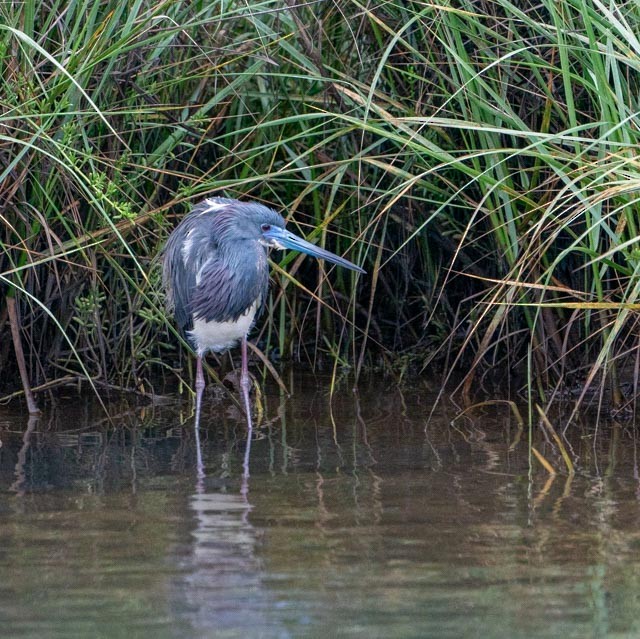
[162,197,364,434]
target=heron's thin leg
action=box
[240,337,253,482]
[240,337,253,429]
[241,433,252,498]
[194,355,205,479]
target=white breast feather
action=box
[188,301,258,356]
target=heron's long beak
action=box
[263,227,366,274]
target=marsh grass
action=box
[1,0,639,421]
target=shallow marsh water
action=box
[1,373,640,638]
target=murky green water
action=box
[1,374,639,638]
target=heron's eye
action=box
[261,224,271,232]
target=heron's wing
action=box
[161,214,219,333]
[190,249,268,324]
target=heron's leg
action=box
[194,355,205,478]
[194,355,206,426]
[240,336,254,432]
[240,337,253,482]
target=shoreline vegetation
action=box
[1,1,639,423]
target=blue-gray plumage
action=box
[162,197,364,435]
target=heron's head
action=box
[214,198,365,274]
[217,201,286,244]
[260,216,366,275]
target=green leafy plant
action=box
[1,0,639,422]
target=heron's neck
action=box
[219,239,268,271]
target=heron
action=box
[162,197,365,434]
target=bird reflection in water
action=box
[173,481,280,635]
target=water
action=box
[1,374,639,638]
